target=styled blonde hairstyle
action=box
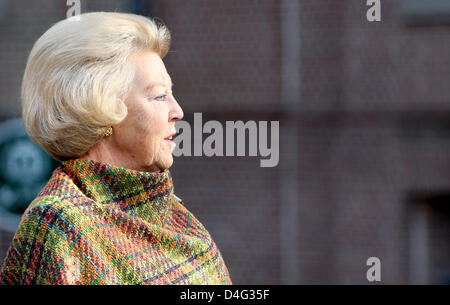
[21,12,170,160]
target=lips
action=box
[164,132,176,141]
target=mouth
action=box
[164,132,177,141]
[164,132,177,150]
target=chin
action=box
[156,156,174,172]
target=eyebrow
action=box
[144,79,173,93]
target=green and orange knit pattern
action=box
[0,159,232,285]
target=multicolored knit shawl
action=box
[0,159,232,285]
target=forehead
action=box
[132,51,171,88]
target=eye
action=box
[155,94,168,101]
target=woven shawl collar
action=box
[0,158,233,284]
[61,158,174,224]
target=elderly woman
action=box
[0,12,231,285]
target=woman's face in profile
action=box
[111,51,183,172]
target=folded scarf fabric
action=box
[0,159,232,285]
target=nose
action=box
[169,95,184,121]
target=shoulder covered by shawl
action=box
[1,162,232,285]
[0,168,95,285]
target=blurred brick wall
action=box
[0,0,449,284]
[150,0,283,284]
[296,0,450,283]
[155,0,450,284]
[0,0,63,120]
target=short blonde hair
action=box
[22,12,170,160]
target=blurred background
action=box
[0,0,449,284]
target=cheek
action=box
[120,101,169,152]
[140,108,167,147]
